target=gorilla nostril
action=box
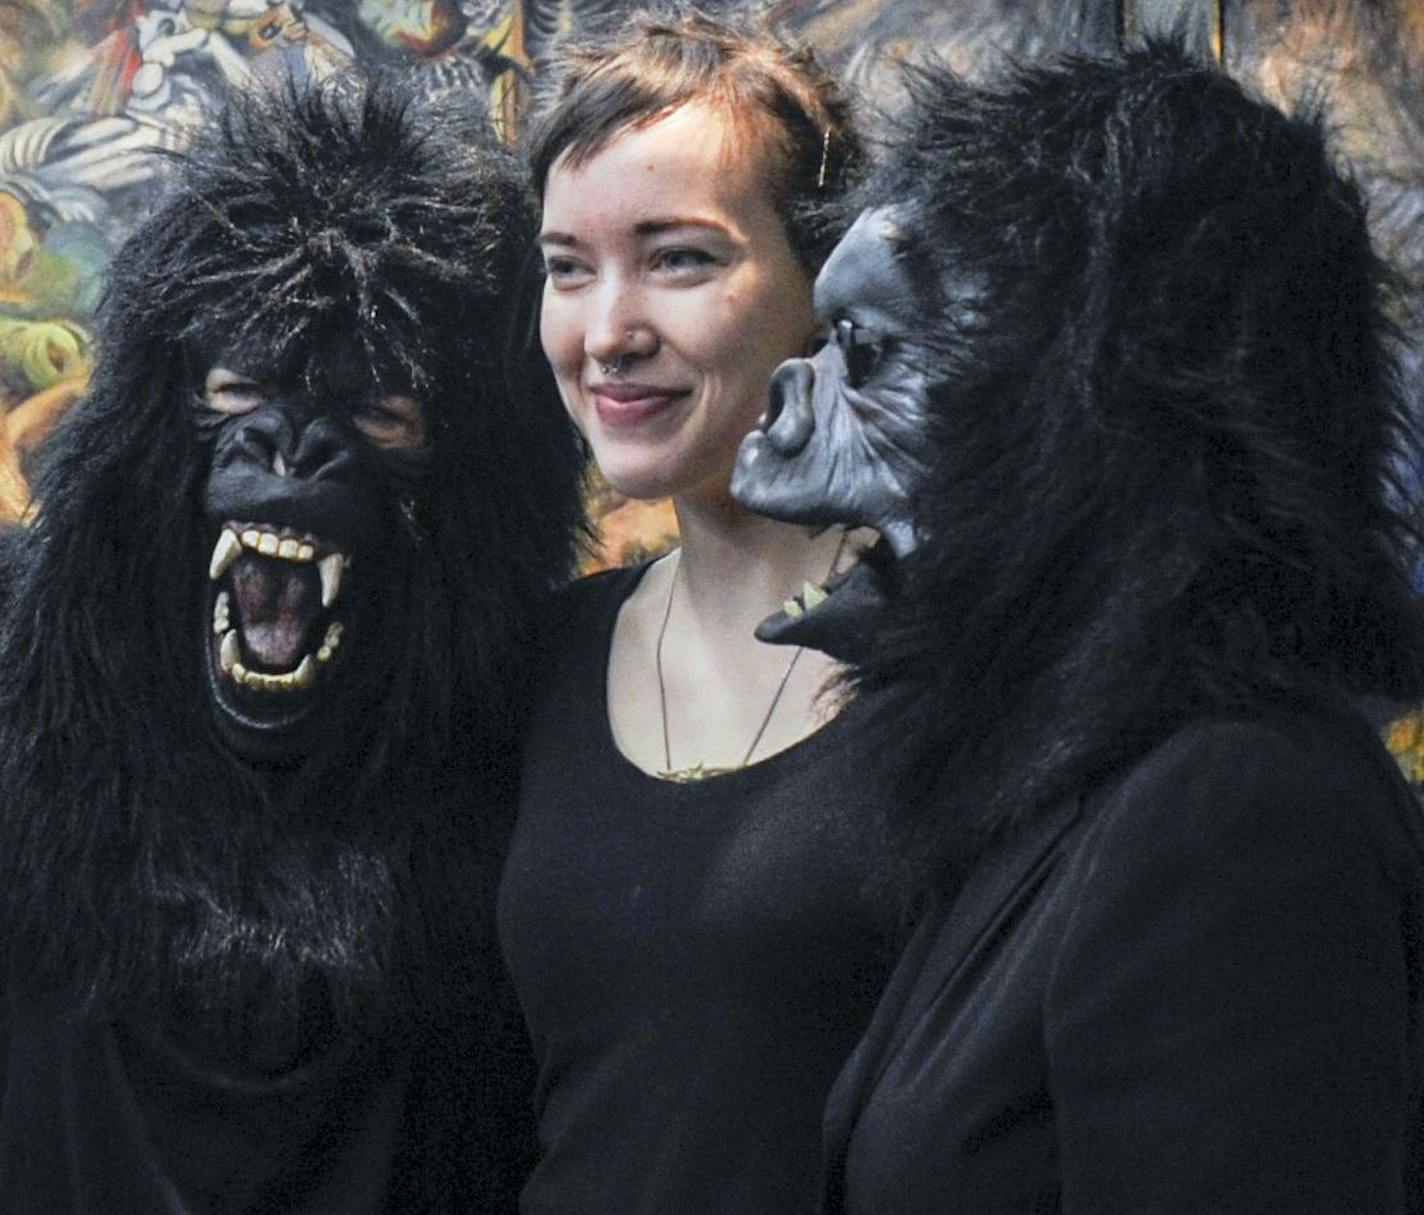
[235,413,292,468]
[765,360,815,456]
[761,386,785,432]
[292,419,354,479]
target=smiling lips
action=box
[590,380,688,427]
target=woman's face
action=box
[539,102,817,503]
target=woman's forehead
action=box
[541,102,782,234]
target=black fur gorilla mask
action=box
[733,45,1423,857]
[197,337,427,757]
[732,206,946,658]
[0,70,582,1036]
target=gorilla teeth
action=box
[229,655,319,694]
[220,628,240,672]
[213,591,231,636]
[209,528,347,606]
[230,663,302,693]
[209,529,243,581]
[317,621,343,663]
[782,580,829,620]
[293,655,317,689]
[318,554,343,608]
[218,624,339,693]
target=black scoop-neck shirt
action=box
[499,564,901,1215]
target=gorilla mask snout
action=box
[732,206,939,660]
[196,353,418,761]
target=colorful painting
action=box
[0,0,528,515]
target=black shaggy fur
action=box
[853,45,1424,895]
[0,67,581,1093]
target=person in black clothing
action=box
[498,8,901,1212]
[731,44,1424,1212]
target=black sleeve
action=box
[1045,720,1421,1214]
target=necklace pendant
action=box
[655,761,738,783]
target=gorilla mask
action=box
[0,67,583,1060]
[0,70,582,791]
[732,45,1424,865]
[731,207,946,658]
[199,337,425,757]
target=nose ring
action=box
[597,332,643,378]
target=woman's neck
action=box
[602,490,858,777]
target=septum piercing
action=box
[598,332,641,377]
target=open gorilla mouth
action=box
[754,535,898,659]
[206,521,352,721]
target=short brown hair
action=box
[525,6,861,270]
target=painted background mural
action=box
[2,0,1422,777]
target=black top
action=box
[499,564,901,1215]
[823,711,1424,1214]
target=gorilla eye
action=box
[835,318,886,388]
[356,395,426,451]
[204,368,266,415]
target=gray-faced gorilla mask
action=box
[732,207,956,659]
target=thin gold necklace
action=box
[653,531,847,783]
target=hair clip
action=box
[817,127,832,189]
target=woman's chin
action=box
[589,436,701,503]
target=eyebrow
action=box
[538,217,733,247]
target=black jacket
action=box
[824,710,1424,1213]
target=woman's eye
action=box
[835,318,887,388]
[543,257,591,288]
[204,378,266,415]
[653,247,716,275]
[355,396,426,451]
